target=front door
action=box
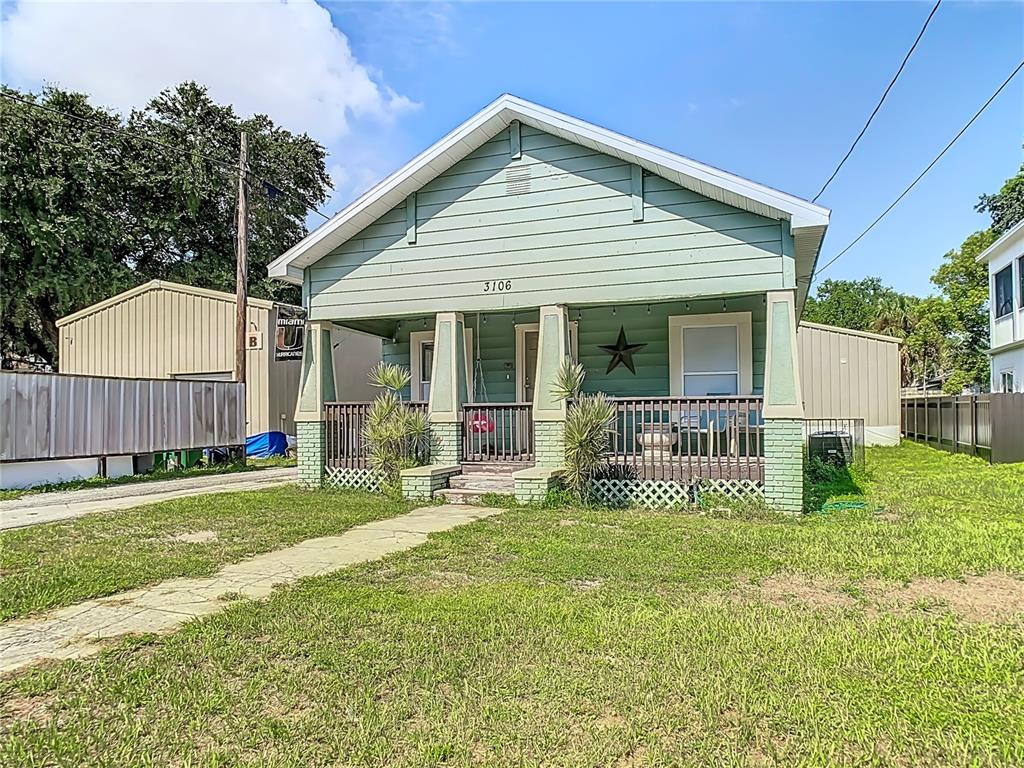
[522,330,539,404]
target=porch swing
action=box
[468,313,494,435]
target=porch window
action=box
[994,265,1013,318]
[419,342,433,401]
[682,325,739,396]
[668,312,754,397]
[410,329,474,403]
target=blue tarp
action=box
[246,431,289,458]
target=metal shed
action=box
[797,321,902,446]
[57,281,381,440]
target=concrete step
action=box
[460,462,531,476]
[433,487,504,505]
[448,473,515,491]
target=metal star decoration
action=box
[599,326,647,374]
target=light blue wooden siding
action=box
[381,296,766,402]
[383,311,532,403]
[308,125,788,321]
[577,296,767,396]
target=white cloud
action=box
[0,0,419,143]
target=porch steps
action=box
[436,471,516,505]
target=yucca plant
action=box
[363,362,430,487]
[553,357,616,502]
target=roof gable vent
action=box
[505,167,531,195]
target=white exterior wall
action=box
[992,347,1024,393]
[979,221,1024,393]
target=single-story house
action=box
[268,95,831,511]
[977,220,1024,392]
[57,280,382,454]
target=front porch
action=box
[297,294,805,511]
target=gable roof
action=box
[799,321,902,345]
[268,94,830,303]
[56,280,295,327]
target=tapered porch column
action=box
[762,290,805,512]
[427,312,469,464]
[532,305,570,468]
[294,320,336,489]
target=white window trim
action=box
[410,329,473,403]
[514,322,578,403]
[668,312,753,397]
[999,368,1016,393]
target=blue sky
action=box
[331,1,1023,296]
[3,1,1022,297]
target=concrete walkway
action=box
[0,504,499,674]
[0,467,297,530]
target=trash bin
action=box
[808,430,854,467]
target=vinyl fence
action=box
[0,372,245,462]
[900,393,1024,464]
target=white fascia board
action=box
[268,94,830,283]
[975,219,1024,264]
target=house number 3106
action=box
[483,280,512,293]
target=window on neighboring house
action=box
[994,265,1014,318]
[1000,370,1015,393]
[1018,256,1024,309]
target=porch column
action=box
[532,305,570,468]
[427,312,469,464]
[294,320,336,489]
[762,290,805,513]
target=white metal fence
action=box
[0,372,245,462]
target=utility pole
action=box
[234,131,248,384]
[234,131,248,464]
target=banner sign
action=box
[275,306,306,362]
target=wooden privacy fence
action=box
[901,393,1024,464]
[0,372,245,462]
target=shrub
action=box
[553,358,616,503]
[363,362,430,488]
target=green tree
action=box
[1,88,136,366]
[976,162,1023,236]
[1,83,330,368]
[930,229,995,392]
[802,277,897,331]
[904,298,958,389]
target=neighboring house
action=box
[797,322,902,446]
[57,280,382,453]
[977,220,1024,393]
[268,95,830,511]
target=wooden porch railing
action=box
[605,396,764,482]
[324,400,427,468]
[462,403,534,463]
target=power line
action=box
[811,58,1024,283]
[0,89,331,220]
[813,0,942,202]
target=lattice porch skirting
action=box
[324,466,385,493]
[591,478,763,509]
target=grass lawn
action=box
[2,442,1024,766]
[0,456,297,501]
[0,487,410,621]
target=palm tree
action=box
[873,294,917,386]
